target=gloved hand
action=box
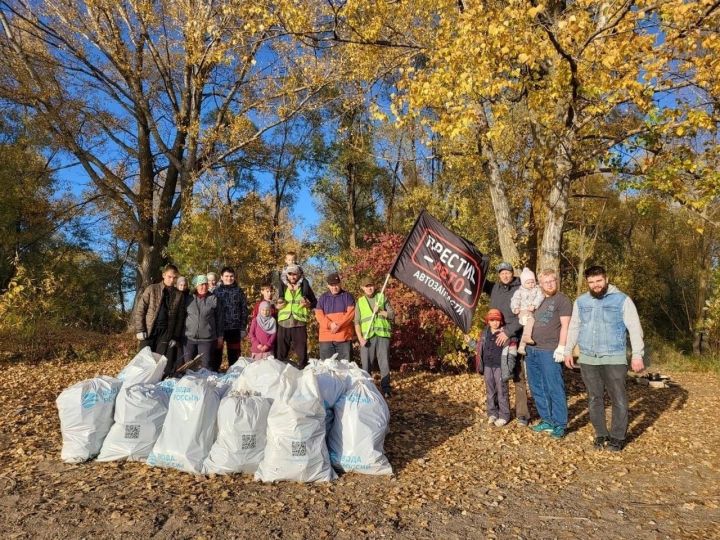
[553,346,565,363]
[136,332,147,340]
[168,340,177,349]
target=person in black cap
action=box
[354,275,394,398]
[481,262,531,426]
[315,272,355,361]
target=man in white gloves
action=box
[564,265,645,452]
[525,269,572,439]
[132,264,186,377]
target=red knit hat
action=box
[484,308,504,324]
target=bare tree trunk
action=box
[692,229,712,354]
[477,108,521,267]
[484,154,521,266]
[539,135,574,271]
[346,162,357,250]
[527,193,539,272]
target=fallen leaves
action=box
[0,352,719,538]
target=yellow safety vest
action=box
[278,286,309,323]
[358,293,391,339]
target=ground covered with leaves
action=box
[1,351,718,539]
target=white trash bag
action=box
[56,376,122,463]
[233,357,295,402]
[147,373,222,473]
[115,347,167,417]
[97,379,175,462]
[307,358,348,434]
[203,392,272,475]
[226,358,251,375]
[323,357,372,386]
[209,371,241,399]
[328,379,392,475]
[117,347,167,386]
[255,369,336,483]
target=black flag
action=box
[390,210,489,332]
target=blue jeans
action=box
[525,346,568,428]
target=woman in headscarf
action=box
[248,301,277,360]
[183,275,224,369]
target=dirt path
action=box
[0,355,718,539]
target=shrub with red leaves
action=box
[342,233,455,368]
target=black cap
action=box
[326,272,341,285]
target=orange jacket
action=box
[315,290,356,342]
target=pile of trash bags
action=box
[56,348,392,482]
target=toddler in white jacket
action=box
[511,267,545,354]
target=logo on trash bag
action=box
[81,391,98,409]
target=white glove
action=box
[168,339,177,349]
[553,346,564,363]
[136,332,147,340]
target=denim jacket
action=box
[576,287,628,356]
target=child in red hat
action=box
[476,308,518,427]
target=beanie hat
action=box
[193,274,209,287]
[485,308,504,324]
[520,267,536,285]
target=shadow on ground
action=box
[564,367,689,442]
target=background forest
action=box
[1,0,718,366]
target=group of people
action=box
[133,250,645,452]
[476,263,645,452]
[132,253,395,398]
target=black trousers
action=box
[276,325,308,368]
[139,326,177,378]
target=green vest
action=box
[278,286,310,323]
[358,293,391,339]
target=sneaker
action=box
[593,436,608,450]
[531,420,554,433]
[494,418,508,427]
[517,343,526,355]
[517,416,529,427]
[550,426,565,439]
[487,415,498,425]
[607,438,625,452]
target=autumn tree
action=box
[313,101,391,255]
[0,0,330,292]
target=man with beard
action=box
[482,262,531,426]
[525,269,571,439]
[276,264,317,368]
[564,265,645,452]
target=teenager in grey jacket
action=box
[184,275,224,369]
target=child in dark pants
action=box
[476,309,518,427]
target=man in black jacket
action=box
[212,266,249,369]
[482,262,531,426]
